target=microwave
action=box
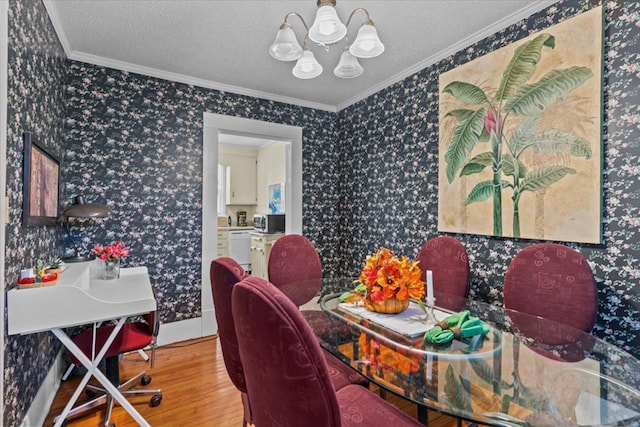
[253,214,285,234]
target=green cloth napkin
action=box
[423,310,491,344]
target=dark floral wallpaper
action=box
[338,0,639,359]
[62,65,340,323]
[4,0,67,424]
[4,0,640,425]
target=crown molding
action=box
[42,1,72,58]
[42,0,336,113]
[68,51,337,113]
[335,0,558,111]
[44,0,556,114]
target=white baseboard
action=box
[201,307,217,337]
[22,317,215,426]
[21,351,67,427]
[156,316,215,346]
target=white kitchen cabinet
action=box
[216,230,229,257]
[250,233,283,279]
[225,155,257,205]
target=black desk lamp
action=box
[62,195,112,263]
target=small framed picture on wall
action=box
[22,132,61,226]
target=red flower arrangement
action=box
[92,241,130,262]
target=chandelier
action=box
[269,0,385,79]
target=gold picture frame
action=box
[438,6,603,244]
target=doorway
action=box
[201,113,302,336]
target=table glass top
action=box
[306,278,640,427]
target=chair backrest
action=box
[210,257,249,393]
[232,276,341,427]
[268,234,322,307]
[504,243,598,342]
[416,236,470,311]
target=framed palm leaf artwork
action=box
[438,6,603,244]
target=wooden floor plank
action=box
[44,337,458,426]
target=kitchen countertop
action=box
[250,231,285,236]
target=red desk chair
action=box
[55,311,162,426]
[416,235,471,311]
[232,276,424,427]
[268,234,368,390]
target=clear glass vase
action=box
[102,259,121,280]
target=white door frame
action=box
[201,113,302,335]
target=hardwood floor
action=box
[44,336,458,426]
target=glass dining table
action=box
[302,278,640,427]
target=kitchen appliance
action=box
[253,214,285,234]
[237,211,247,227]
[228,230,251,272]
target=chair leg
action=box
[137,348,149,362]
[417,405,428,425]
[150,343,156,369]
[103,395,116,427]
[53,394,108,424]
[55,371,162,424]
[241,392,252,427]
[61,363,76,381]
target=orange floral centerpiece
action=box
[346,247,425,314]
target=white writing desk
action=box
[7,262,156,427]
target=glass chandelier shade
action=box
[349,22,385,58]
[308,4,347,45]
[269,24,304,61]
[293,49,323,79]
[333,48,364,78]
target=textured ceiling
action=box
[44,0,555,111]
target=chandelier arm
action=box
[283,12,310,32]
[344,7,371,28]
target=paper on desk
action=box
[338,302,449,339]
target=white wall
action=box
[256,141,287,213]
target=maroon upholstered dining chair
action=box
[503,243,598,410]
[268,233,323,306]
[268,234,369,390]
[56,311,162,425]
[416,236,470,311]
[231,276,424,427]
[211,256,365,427]
[504,243,598,340]
[210,257,252,427]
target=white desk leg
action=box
[51,319,151,427]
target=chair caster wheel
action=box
[141,375,152,386]
[150,395,162,407]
